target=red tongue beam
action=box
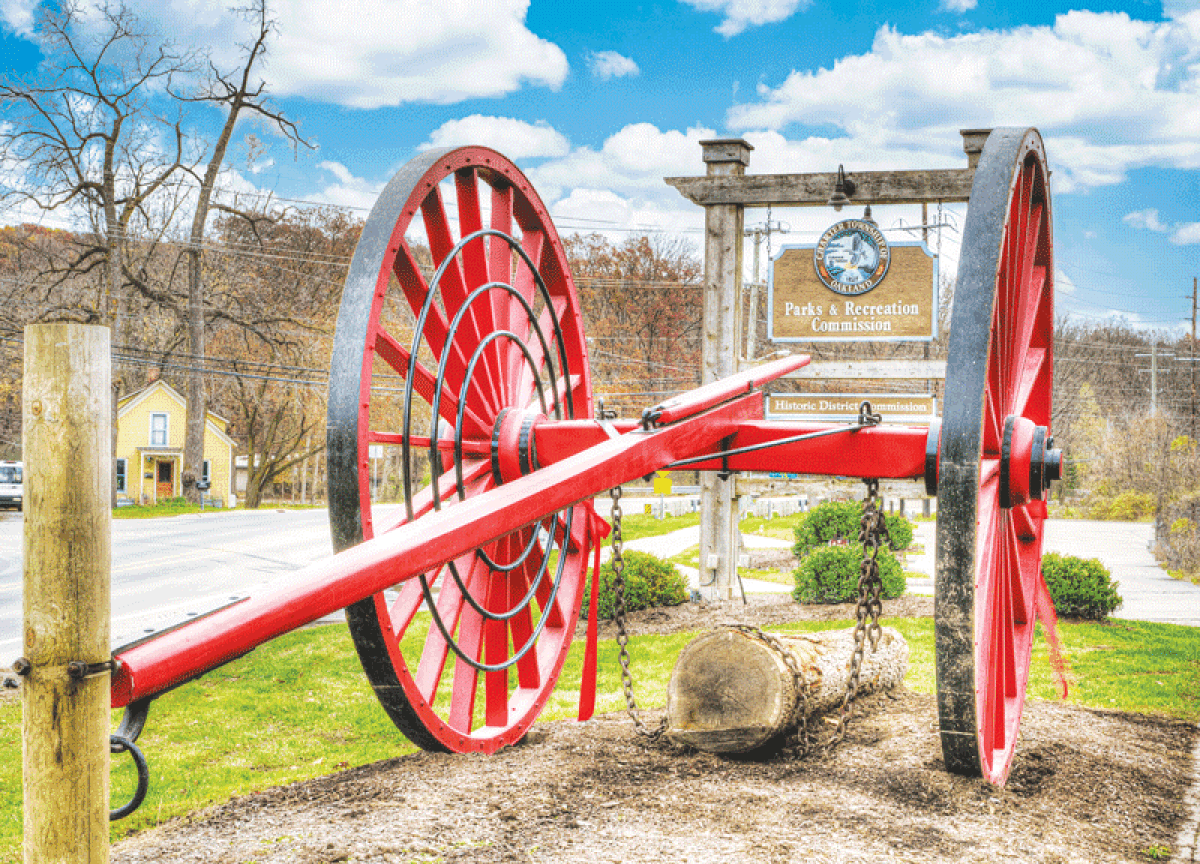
[111,384,772,707]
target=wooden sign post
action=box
[667,132,983,599]
[21,323,112,863]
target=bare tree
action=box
[565,233,703,416]
[174,0,310,502]
[0,2,199,500]
[0,2,193,341]
[205,206,358,506]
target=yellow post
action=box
[21,323,112,863]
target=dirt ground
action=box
[109,596,1198,864]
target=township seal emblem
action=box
[814,219,890,296]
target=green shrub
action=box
[793,500,914,557]
[792,544,906,605]
[580,550,689,620]
[885,512,914,552]
[793,500,865,558]
[1041,552,1122,620]
[1086,490,1155,521]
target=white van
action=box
[0,461,23,511]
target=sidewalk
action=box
[628,518,1200,627]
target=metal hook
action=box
[109,735,149,821]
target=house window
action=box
[115,458,127,493]
[150,412,168,446]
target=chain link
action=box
[611,472,888,754]
[728,624,812,756]
[611,485,668,742]
[830,477,889,747]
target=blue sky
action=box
[2,0,1198,334]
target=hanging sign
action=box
[768,221,937,342]
[768,393,937,425]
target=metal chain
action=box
[610,485,668,742]
[830,477,889,747]
[728,624,812,756]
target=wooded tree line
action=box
[3,203,1194,508]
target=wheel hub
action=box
[491,407,544,485]
[1000,416,1062,508]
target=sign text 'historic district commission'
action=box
[768,218,938,342]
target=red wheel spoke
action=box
[1004,514,1029,628]
[534,553,567,630]
[454,168,509,409]
[489,185,515,287]
[506,230,546,396]
[390,567,440,641]
[373,459,491,536]
[514,297,570,408]
[391,434,490,458]
[448,581,487,731]
[392,246,479,413]
[484,561,511,728]
[983,373,1003,456]
[415,552,484,703]
[489,184,516,404]
[455,169,490,303]
[506,551,541,690]
[423,183,505,418]
[373,327,490,437]
[1011,347,1050,424]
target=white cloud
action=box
[587,50,639,80]
[127,0,569,109]
[681,0,811,37]
[314,160,386,212]
[530,122,716,204]
[1123,209,1200,245]
[1170,223,1200,245]
[522,123,721,244]
[0,0,35,36]
[728,11,1200,193]
[423,116,570,161]
[940,0,976,11]
[1123,209,1170,233]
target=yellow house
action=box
[116,380,236,507]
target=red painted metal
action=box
[112,390,766,709]
[649,354,809,424]
[532,419,928,480]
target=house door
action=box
[156,460,174,499]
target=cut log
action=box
[666,626,909,754]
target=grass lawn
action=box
[2,611,1197,863]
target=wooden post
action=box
[21,323,112,863]
[698,139,751,601]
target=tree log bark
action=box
[666,626,908,754]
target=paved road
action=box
[0,505,403,662]
[2,509,1196,667]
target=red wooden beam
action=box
[111,392,763,708]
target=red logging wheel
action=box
[327,147,594,753]
[934,128,1058,785]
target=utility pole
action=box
[745,227,762,362]
[1136,342,1175,415]
[744,216,789,363]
